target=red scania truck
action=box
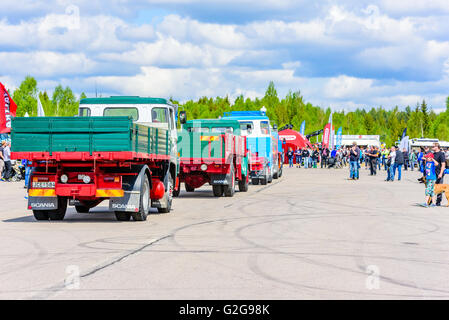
[11,96,180,221]
[175,118,249,197]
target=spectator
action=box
[403,148,409,171]
[386,146,396,181]
[287,148,294,168]
[331,147,337,159]
[368,146,379,176]
[321,147,329,168]
[381,147,389,171]
[302,147,310,169]
[0,141,4,181]
[420,153,438,208]
[312,147,319,168]
[294,147,301,168]
[349,142,360,180]
[393,146,404,181]
[432,143,446,207]
[1,141,12,181]
[409,150,417,171]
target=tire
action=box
[273,171,278,179]
[268,174,273,183]
[224,165,235,197]
[132,175,150,221]
[33,210,49,221]
[260,177,267,185]
[185,183,195,192]
[238,174,249,192]
[48,197,68,221]
[213,185,224,197]
[75,205,90,213]
[278,166,283,177]
[252,178,259,185]
[157,174,173,214]
[115,211,131,221]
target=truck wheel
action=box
[273,172,278,179]
[224,166,235,197]
[132,175,149,221]
[75,205,90,213]
[260,178,267,185]
[48,197,68,221]
[252,178,259,185]
[278,166,283,177]
[33,210,49,221]
[268,174,273,183]
[185,183,195,192]
[115,211,131,221]
[213,185,224,197]
[157,174,173,214]
[238,175,249,192]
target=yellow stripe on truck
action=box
[29,189,56,197]
[96,189,124,198]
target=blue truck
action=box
[222,111,282,185]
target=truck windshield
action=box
[260,121,270,135]
[104,107,138,120]
[211,127,233,134]
[239,122,253,136]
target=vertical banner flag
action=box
[300,120,305,136]
[0,82,18,134]
[322,123,331,149]
[37,96,45,117]
[336,127,342,149]
[401,128,407,141]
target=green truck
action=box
[11,96,180,221]
[176,118,249,197]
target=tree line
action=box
[8,77,449,147]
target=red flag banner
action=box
[0,82,17,133]
[322,123,331,149]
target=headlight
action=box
[60,174,68,183]
[83,175,91,184]
[200,164,208,171]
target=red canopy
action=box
[279,129,312,164]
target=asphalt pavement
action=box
[1,165,448,299]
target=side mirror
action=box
[273,124,278,130]
[179,111,187,124]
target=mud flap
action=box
[151,170,170,210]
[28,196,58,210]
[109,165,149,213]
[210,173,231,186]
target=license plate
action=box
[32,181,55,189]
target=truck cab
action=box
[221,111,274,185]
[79,96,179,169]
[177,119,249,197]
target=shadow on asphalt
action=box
[2,208,166,223]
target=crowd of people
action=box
[286,141,449,207]
[0,139,27,184]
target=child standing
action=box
[421,153,438,207]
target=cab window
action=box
[104,107,138,120]
[211,127,233,134]
[239,121,253,135]
[79,107,91,117]
[187,127,209,133]
[152,107,168,123]
[260,121,270,135]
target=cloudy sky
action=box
[1,0,448,111]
